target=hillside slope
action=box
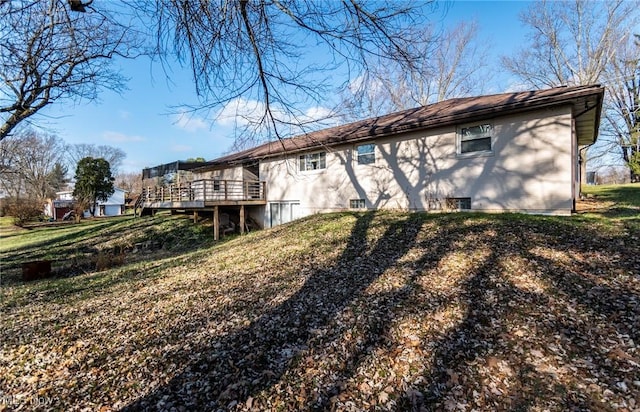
[1,208,639,411]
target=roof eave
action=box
[206,85,605,166]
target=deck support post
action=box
[213,206,219,241]
[240,205,245,234]
[193,211,198,223]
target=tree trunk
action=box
[580,150,588,188]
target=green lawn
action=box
[1,191,638,411]
[582,182,640,206]
[0,216,14,227]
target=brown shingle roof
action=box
[205,84,604,167]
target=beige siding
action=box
[192,165,244,181]
[260,106,574,227]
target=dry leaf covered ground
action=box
[1,188,639,411]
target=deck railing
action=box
[141,179,265,203]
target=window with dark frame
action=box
[458,123,492,154]
[349,199,366,209]
[356,143,375,165]
[445,197,471,210]
[299,152,326,171]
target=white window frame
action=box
[270,201,301,227]
[457,123,493,157]
[299,152,326,172]
[356,143,376,165]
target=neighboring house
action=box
[92,187,126,217]
[46,188,126,219]
[46,191,74,220]
[141,85,604,234]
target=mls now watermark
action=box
[1,394,54,408]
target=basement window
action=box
[270,201,301,227]
[349,199,366,209]
[445,197,471,210]
[299,152,326,171]
[458,123,493,155]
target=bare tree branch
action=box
[129,0,433,146]
[0,0,144,140]
[339,18,490,119]
[0,129,66,200]
[501,0,638,183]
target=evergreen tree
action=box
[46,162,68,197]
[73,157,114,217]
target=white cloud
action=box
[214,98,338,136]
[347,73,384,95]
[102,131,145,143]
[216,98,265,128]
[304,106,335,123]
[173,110,209,132]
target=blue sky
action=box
[39,1,533,174]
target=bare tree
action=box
[114,171,143,195]
[131,0,434,144]
[600,34,639,181]
[0,0,142,141]
[0,129,67,201]
[340,20,490,119]
[66,143,126,176]
[501,0,638,185]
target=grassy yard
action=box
[582,183,640,206]
[1,187,638,411]
[579,183,640,220]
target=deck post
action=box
[240,205,245,234]
[213,206,219,240]
[193,210,198,223]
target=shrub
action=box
[4,197,44,226]
[94,250,124,271]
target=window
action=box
[458,123,492,154]
[445,197,471,210]
[356,143,375,165]
[349,199,366,209]
[213,177,221,191]
[270,201,300,227]
[299,152,326,171]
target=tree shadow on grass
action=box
[0,215,214,287]
[118,211,640,410]
[412,216,639,410]
[17,211,629,411]
[122,211,430,410]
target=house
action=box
[46,190,74,220]
[140,85,604,236]
[93,187,126,217]
[46,187,127,219]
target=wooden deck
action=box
[140,179,266,208]
[139,179,266,240]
